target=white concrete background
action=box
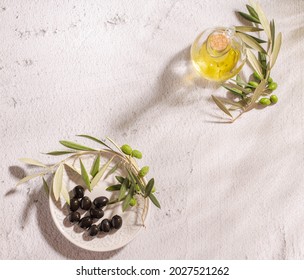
[1,0,304,259]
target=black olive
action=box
[111,215,123,230]
[100,219,111,232]
[70,198,80,211]
[69,211,80,223]
[79,217,93,229]
[74,185,84,199]
[90,208,104,219]
[80,196,92,210]
[89,225,99,236]
[93,196,108,209]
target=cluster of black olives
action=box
[68,185,123,237]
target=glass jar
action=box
[191,27,246,82]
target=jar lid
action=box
[208,33,229,52]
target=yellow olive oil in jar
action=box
[191,27,246,82]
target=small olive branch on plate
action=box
[212,1,282,122]
[16,135,161,211]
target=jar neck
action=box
[206,29,234,58]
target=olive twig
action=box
[212,1,282,121]
[17,135,161,215]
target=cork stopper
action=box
[208,33,229,52]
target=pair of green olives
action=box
[259,95,278,106]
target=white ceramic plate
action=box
[49,155,149,252]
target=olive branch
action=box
[212,1,282,121]
[16,135,161,212]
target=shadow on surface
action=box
[115,46,219,131]
[17,176,122,259]
[9,165,26,179]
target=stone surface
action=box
[1,0,304,259]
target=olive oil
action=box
[191,27,246,82]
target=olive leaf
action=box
[236,74,245,84]
[45,150,76,156]
[19,158,47,168]
[104,162,119,179]
[106,184,122,191]
[237,33,265,53]
[122,195,131,212]
[53,163,64,201]
[223,86,245,98]
[16,172,45,187]
[79,159,91,190]
[76,134,112,150]
[232,75,249,88]
[247,34,267,44]
[223,83,251,95]
[63,163,81,176]
[105,136,122,152]
[246,79,267,111]
[238,11,260,23]
[115,176,125,184]
[246,4,259,19]
[251,2,271,40]
[130,170,145,194]
[216,97,244,109]
[270,32,282,69]
[231,79,250,89]
[230,104,242,111]
[90,155,100,178]
[145,178,154,198]
[90,156,115,188]
[234,26,263,32]
[60,183,70,205]
[125,170,134,184]
[119,178,129,201]
[246,49,263,78]
[42,177,49,195]
[258,52,267,70]
[149,193,161,209]
[270,19,275,51]
[122,184,134,212]
[59,140,95,151]
[211,95,233,118]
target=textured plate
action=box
[49,155,149,252]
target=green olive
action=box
[121,144,132,155]
[248,81,259,88]
[129,198,137,206]
[259,98,271,106]
[138,166,149,177]
[253,71,262,81]
[151,186,156,193]
[268,77,273,83]
[268,82,278,90]
[270,95,278,104]
[131,150,142,159]
[134,184,140,192]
